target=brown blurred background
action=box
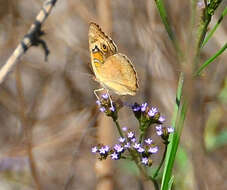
[0,0,226,190]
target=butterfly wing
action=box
[97,53,139,95]
[88,22,118,81]
[88,22,139,96]
[89,22,117,59]
[89,22,117,53]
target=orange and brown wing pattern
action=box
[89,22,117,58]
[88,22,139,96]
[89,22,118,81]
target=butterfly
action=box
[88,22,139,100]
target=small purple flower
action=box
[167,127,174,133]
[114,144,124,153]
[122,127,128,131]
[141,102,148,112]
[91,146,98,153]
[132,104,141,112]
[141,157,148,165]
[119,137,126,143]
[156,125,163,135]
[145,138,153,145]
[148,107,158,117]
[148,146,158,154]
[110,106,115,112]
[133,143,141,149]
[100,107,106,112]
[159,116,166,123]
[157,130,163,136]
[111,152,119,160]
[156,125,162,131]
[131,138,136,143]
[148,110,153,117]
[124,142,131,148]
[103,145,110,152]
[96,100,101,106]
[127,131,135,139]
[137,147,145,153]
[197,0,205,9]
[99,147,107,154]
[102,93,109,99]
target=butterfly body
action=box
[89,22,138,96]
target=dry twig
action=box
[0,0,57,84]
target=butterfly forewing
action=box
[88,22,139,96]
[89,22,117,55]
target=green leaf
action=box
[202,7,227,48]
[195,43,227,76]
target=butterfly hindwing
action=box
[98,53,138,95]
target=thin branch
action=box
[0,0,57,84]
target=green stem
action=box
[154,0,182,58]
[202,7,227,48]
[195,0,223,70]
[128,145,160,190]
[149,177,160,190]
[139,132,144,144]
[113,119,124,138]
[195,13,211,70]
[195,43,227,76]
[113,118,159,190]
[197,13,211,50]
[161,73,186,190]
[161,100,188,190]
[154,0,175,42]
[153,143,168,179]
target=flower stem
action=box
[149,177,160,190]
[113,118,124,138]
[113,118,159,190]
[139,131,144,144]
[152,143,168,179]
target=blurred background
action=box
[0,0,226,189]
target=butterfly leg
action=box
[106,90,114,109]
[94,88,114,109]
[93,88,105,100]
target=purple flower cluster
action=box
[92,145,110,160]
[92,128,159,166]
[92,100,175,167]
[131,102,166,124]
[156,125,174,141]
[96,93,117,118]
